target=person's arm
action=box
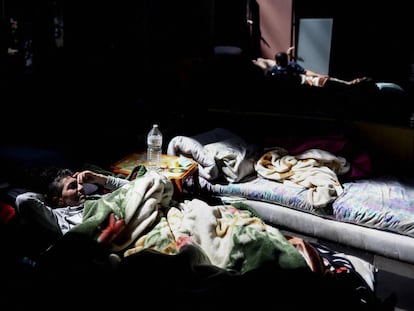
[104,175,129,191]
[304,68,328,79]
[286,46,295,61]
[74,170,129,191]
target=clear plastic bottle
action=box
[147,124,163,170]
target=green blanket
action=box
[70,169,307,273]
[70,168,174,252]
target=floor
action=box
[281,229,414,311]
[374,256,414,311]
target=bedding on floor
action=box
[189,175,414,240]
[1,167,385,310]
[333,176,414,237]
[167,127,414,264]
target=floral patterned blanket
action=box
[70,169,307,273]
[124,198,307,273]
[53,170,379,310]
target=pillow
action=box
[0,201,15,224]
[333,176,414,237]
[15,191,63,244]
[252,57,276,75]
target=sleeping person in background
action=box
[268,49,369,88]
[253,46,370,89]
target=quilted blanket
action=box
[333,176,414,237]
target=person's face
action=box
[59,175,86,206]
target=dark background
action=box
[1,0,413,166]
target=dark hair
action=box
[275,52,288,67]
[41,167,74,201]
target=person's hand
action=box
[74,170,107,186]
[287,46,295,54]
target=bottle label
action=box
[148,136,162,146]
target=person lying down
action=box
[253,48,370,88]
[12,165,380,310]
[15,166,305,270]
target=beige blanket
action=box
[255,147,349,208]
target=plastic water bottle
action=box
[147,124,163,170]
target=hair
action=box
[275,52,288,68]
[41,167,74,202]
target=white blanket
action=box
[167,128,257,183]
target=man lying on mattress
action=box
[15,165,305,270]
[16,167,131,239]
[12,165,381,310]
